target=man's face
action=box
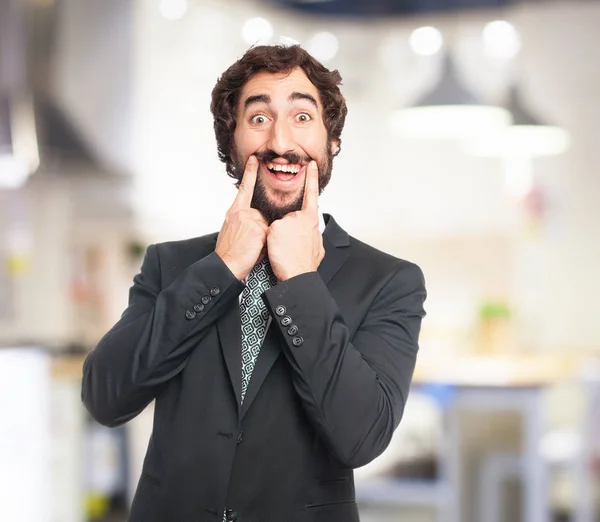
[232,67,338,224]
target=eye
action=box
[250,114,268,125]
[295,113,312,123]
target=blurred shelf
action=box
[51,354,86,380]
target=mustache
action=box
[254,150,311,165]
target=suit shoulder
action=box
[155,232,218,252]
[346,236,426,304]
[348,235,422,275]
[152,233,219,269]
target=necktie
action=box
[239,258,277,403]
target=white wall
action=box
[0,170,135,347]
[0,179,73,344]
[52,0,135,175]
[507,3,600,351]
[130,0,600,352]
[4,0,598,352]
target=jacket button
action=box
[237,431,243,444]
[201,295,211,305]
[193,303,204,313]
[185,309,196,320]
[292,336,304,347]
[226,509,238,521]
[287,325,298,336]
[275,305,286,316]
[210,287,220,296]
[281,315,292,326]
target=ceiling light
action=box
[242,17,273,45]
[0,95,39,190]
[465,85,570,157]
[159,0,187,21]
[391,54,511,139]
[482,20,521,60]
[0,155,30,189]
[409,26,443,57]
[306,31,339,62]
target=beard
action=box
[230,144,333,224]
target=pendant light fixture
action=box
[465,83,570,157]
[465,83,570,197]
[390,53,512,140]
[0,94,39,189]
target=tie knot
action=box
[249,258,277,289]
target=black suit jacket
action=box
[81,215,426,522]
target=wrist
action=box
[217,253,246,281]
[279,266,317,281]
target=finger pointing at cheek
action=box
[302,160,319,216]
[233,155,258,209]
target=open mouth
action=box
[264,162,304,182]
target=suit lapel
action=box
[240,323,281,420]
[318,214,350,285]
[216,301,242,415]
[237,214,350,419]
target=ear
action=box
[330,138,340,157]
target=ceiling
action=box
[264,0,543,17]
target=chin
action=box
[250,173,305,224]
[253,194,303,224]
[268,190,301,205]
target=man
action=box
[82,44,426,522]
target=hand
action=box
[215,156,269,280]
[267,161,325,281]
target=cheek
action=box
[302,135,328,160]
[235,130,267,157]
[305,125,327,148]
[233,130,245,154]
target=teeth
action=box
[267,163,300,174]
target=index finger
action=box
[302,160,319,214]
[233,155,258,208]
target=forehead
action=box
[239,67,321,108]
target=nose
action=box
[267,118,295,157]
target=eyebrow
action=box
[244,94,270,109]
[243,92,319,111]
[289,92,319,110]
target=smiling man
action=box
[228,67,336,224]
[82,45,427,522]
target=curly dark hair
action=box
[210,44,348,180]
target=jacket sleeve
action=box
[81,245,244,427]
[262,261,426,468]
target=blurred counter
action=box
[413,353,583,387]
[50,352,587,386]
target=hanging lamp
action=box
[465,83,570,157]
[390,53,512,139]
[0,94,39,189]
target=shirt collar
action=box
[318,211,326,235]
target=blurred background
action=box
[1,0,599,521]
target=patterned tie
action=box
[239,258,277,403]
